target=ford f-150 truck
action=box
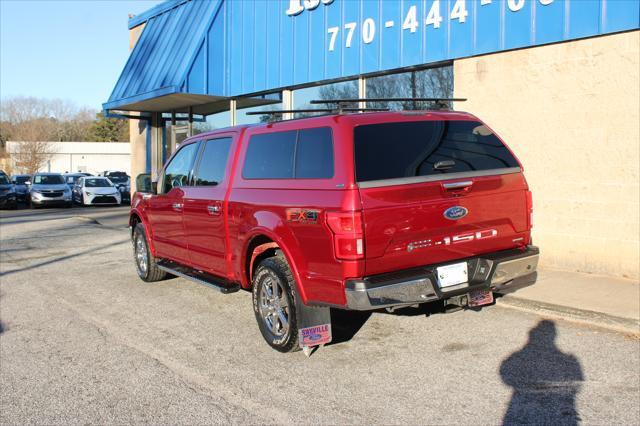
[129,109,539,353]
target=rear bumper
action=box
[344,246,539,310]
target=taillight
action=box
[326,211,364,260]
[526,190,533,228]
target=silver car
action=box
[28,173,72,208]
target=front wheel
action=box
[133,223,166,282]
[252,256,299,353]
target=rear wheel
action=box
[133,223,166,282]
[252,256,299,352]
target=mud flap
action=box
[296,299,332,357]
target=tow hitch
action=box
[444,294,469,312]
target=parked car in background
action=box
[0,174,18,209]
[73,176,122,206]
[100,171,131,204]
[64,172,92,190]
[29,173,72,208]
[11,174,31,203]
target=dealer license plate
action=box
[436,262,468,288]
[468,289,494,307]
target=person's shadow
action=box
[500,320,583,425]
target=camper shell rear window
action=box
[354,120,519,185]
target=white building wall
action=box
[6,142,131,175]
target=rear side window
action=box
[295,128,334,179]
[354,120,519,183]
[194,137,232,186]
[243,128,334,179]
[243,131,296,179]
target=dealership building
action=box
[104,0,639,279]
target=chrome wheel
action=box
[135,235,148,275]
[258,276,290,337]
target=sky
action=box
[0,0,163,111]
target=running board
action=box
[157,261,240,294]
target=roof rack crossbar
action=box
[245,107,390,116]
[310,97,467,104]
[311,97,466,110]
[245,109,334,115]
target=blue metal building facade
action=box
[104,0,639,113]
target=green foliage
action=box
[89,112,129,142]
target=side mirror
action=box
[136,173,155,194]
[25,181,31,186]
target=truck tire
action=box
[252,256,300,353]
[133,223,166,282]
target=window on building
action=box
[193,137,232,186]
[365,66,453,110]
[293,80,359,118]
[236,93,283,125]
[199,110,230,132]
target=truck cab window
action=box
[160,142,199,194]
[194,138,232,186]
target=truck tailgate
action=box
[359,172,530,276]
[353,118,531,276]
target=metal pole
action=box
[411,71,417,110]
[187,107,193,137]
[358,76,366,111]
[230,99,237,126]
[282,90,293,120]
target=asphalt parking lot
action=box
[1,207,639,424]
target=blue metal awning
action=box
[103,0,225,114]
[105,0,639,115]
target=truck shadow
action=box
[328,309,372,346]
[328,302,446,345]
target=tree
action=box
[89,112,128,142]
[10,140,58,174]
[0,96,98,142]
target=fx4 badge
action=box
[286,208,320,224]
[443,206,468,220]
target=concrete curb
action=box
[497,295,640,337]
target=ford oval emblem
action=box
[444,206,468,220]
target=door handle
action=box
[442,181,473,190]
[172,203,183,211]
[207,205,222,215]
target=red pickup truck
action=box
[130,109,539,353]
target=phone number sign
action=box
[284,0,638,68]
[223,0,638,97]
